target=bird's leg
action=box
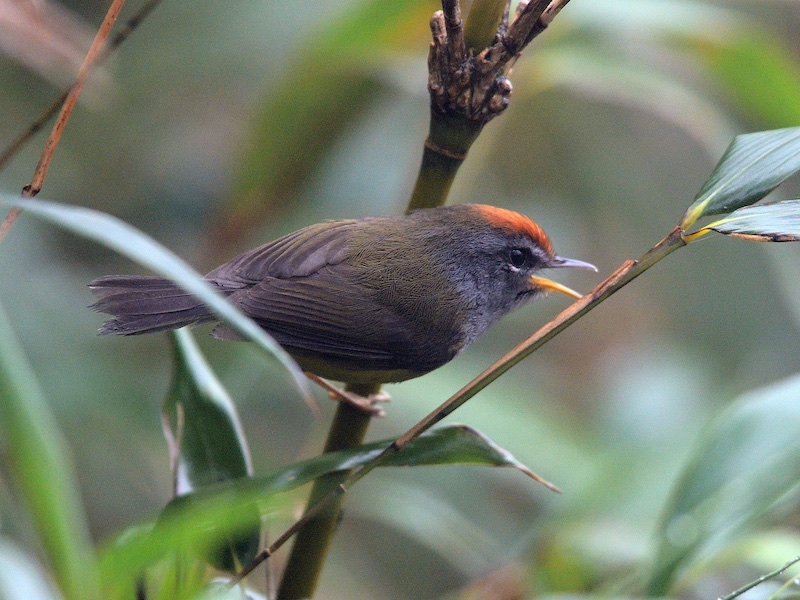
[305,373,391,417]
[334,388,391,417]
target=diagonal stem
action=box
[233,226,688,582]
[0,0,163,176]
[0,0,133,244]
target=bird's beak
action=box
[529,255,598,300]
[528,275,583,299]
[550,256,598,271]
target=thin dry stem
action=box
[540,0,573,28]
[502,0,551,56]
[0,0,127,243]
[24,0,126,196]
[0,0,163,176]
[719,556,800,600]
[495,0,513,39]
[441,0,466,65]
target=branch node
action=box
[426,0,570,125]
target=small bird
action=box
[90,204,595,409]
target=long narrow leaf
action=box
[647,372,800,594]
[703,200,800,242]
[0,301,98,600]
[163,329,258,571]
[0,195,311,402]
[681,127,800,228]
[99,424,551,586]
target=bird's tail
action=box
[89,275,214,335]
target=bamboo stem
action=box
[275,384,377,599]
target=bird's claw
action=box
[332,390,391,417]
[304,372,391,417]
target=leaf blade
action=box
[0,300,98,600]
[0,195,311,402]
[163,329,258,570]
[704,200,800,242]
[681,127,800,228]
[647,373,800,594]
[98,424,551,584]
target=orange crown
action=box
[474,205,553,255]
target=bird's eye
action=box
[508,248,528,269]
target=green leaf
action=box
[647,372,800,595]
[378,424,557,487]
[691,31,800,130]
[163,329,258,571]
[0,540,65,600]
[702,200,800,242]
[0,195,311,403]
[681,127,800,228]
[99,425,551,586]
[0,301,98,600]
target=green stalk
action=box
[276,106,483,599]
[275,384,376,600]
[407,111,484,211]
[0,301,99,600]
[463,0,507,52]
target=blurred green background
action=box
[2,1,800,598]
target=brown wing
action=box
[206,219,451,374]
[221,269,424,370]
[206,219,363,286]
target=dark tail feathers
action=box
[89,275,214,335]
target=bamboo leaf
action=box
[691,32,800,129]
[703,200,800,242]
[0,301,98,600]
[163,329,257,571]
[647,373,800,595]
[99,425,552,586]
[681,127,800,228]
[0,195,311,402]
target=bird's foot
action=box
[305,373,391,417]
[333,389,391,417]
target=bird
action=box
[90,204,595,411]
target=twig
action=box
[25,0,126,197]
[540,0,574,28]
[0,0,163,176]
[495,0,513,40]
[501,0,551,57]
[0,0,133,243]
[441,0,466,66]
[718,556,800,600]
